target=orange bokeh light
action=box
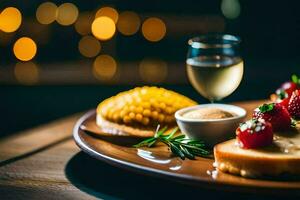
[142,17,166,42]
[93,55,117,80]
[0,7,22,33]
[91,16,116,40]
[36,2,57,25]
[13,37,37,61]
[117,11,140,36]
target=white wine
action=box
[186,55,244,101]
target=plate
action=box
[73,108,300,195]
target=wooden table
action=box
[0,100,287,199]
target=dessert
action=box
[253,103,291,131]
[96,86,197,137]
[214,75,300,178]
[214,131,300,178]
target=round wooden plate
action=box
[73,109,300,195]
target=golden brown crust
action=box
[214,139,300,178]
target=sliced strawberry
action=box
[236,119,273,149]
[253,103,291,131]
[288,90,300,119]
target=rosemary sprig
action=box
[133,125,210,160]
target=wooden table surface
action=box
[1,100,289,200]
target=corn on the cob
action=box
[97,86,197,126]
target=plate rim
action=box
[73,110,300,195]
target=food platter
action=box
[73,106,300,196]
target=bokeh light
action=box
[36,2,57,25]
[142,17,166,42]
[14,62,39,85]
[93,54,117,80]
[139,58,168,83]
[117,11,140,36]
[0,7,22,33]
[56,3,78,26]
[95,7,118,23]
[78,35,101,58]
[13,37,37,61]
[91,16,116,40]
[75,12,93,35]
[221,0,241,19]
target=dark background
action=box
[1,0,300,137]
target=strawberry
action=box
[236,119,273,149]
[253,103,291,131]
[288,90,300,119]
[280,82,297,97]
[278,97,290,110]
[277,74,300,97]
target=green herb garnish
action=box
[291,74,300,84]
[291,118,297,128]
[276,89,288,100]
[133,125,210,160]
[259,103,274,113]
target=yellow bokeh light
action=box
[36,2,57,25]
[91,16,116,41]
[117,11,140,36]
[139,58,168,83]
[56,3,78,26]
[78,35,101,58]
[13,37,37,61]
[0,7,22,33]
[14,62,39,85]
[95,7,118,23]
[142,17,166,42]
[93,54,117,80]
[75,12,93,35]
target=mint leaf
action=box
[292,74,299,84]
[276,89,288,100]
[259,103,274,113]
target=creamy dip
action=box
[182,107,235,120]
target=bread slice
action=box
[214,129,300,178]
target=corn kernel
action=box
[129,105,135,112]
[120,110,126,118]
[165,107,173,115]
[123,116,131,123]
[112,113,119,121]
[158,114,165,123]
[159,102,166,110]
[142,117,150,125]
[141,102,150,109]
[135,113,143,122]
[151,111,158,119]
[129,112,135,119]
[135,106,143,113]
[143,109,151,117]
[165,115,173,123]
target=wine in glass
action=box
[186,34,243,102]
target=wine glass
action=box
[186,34,243,102]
